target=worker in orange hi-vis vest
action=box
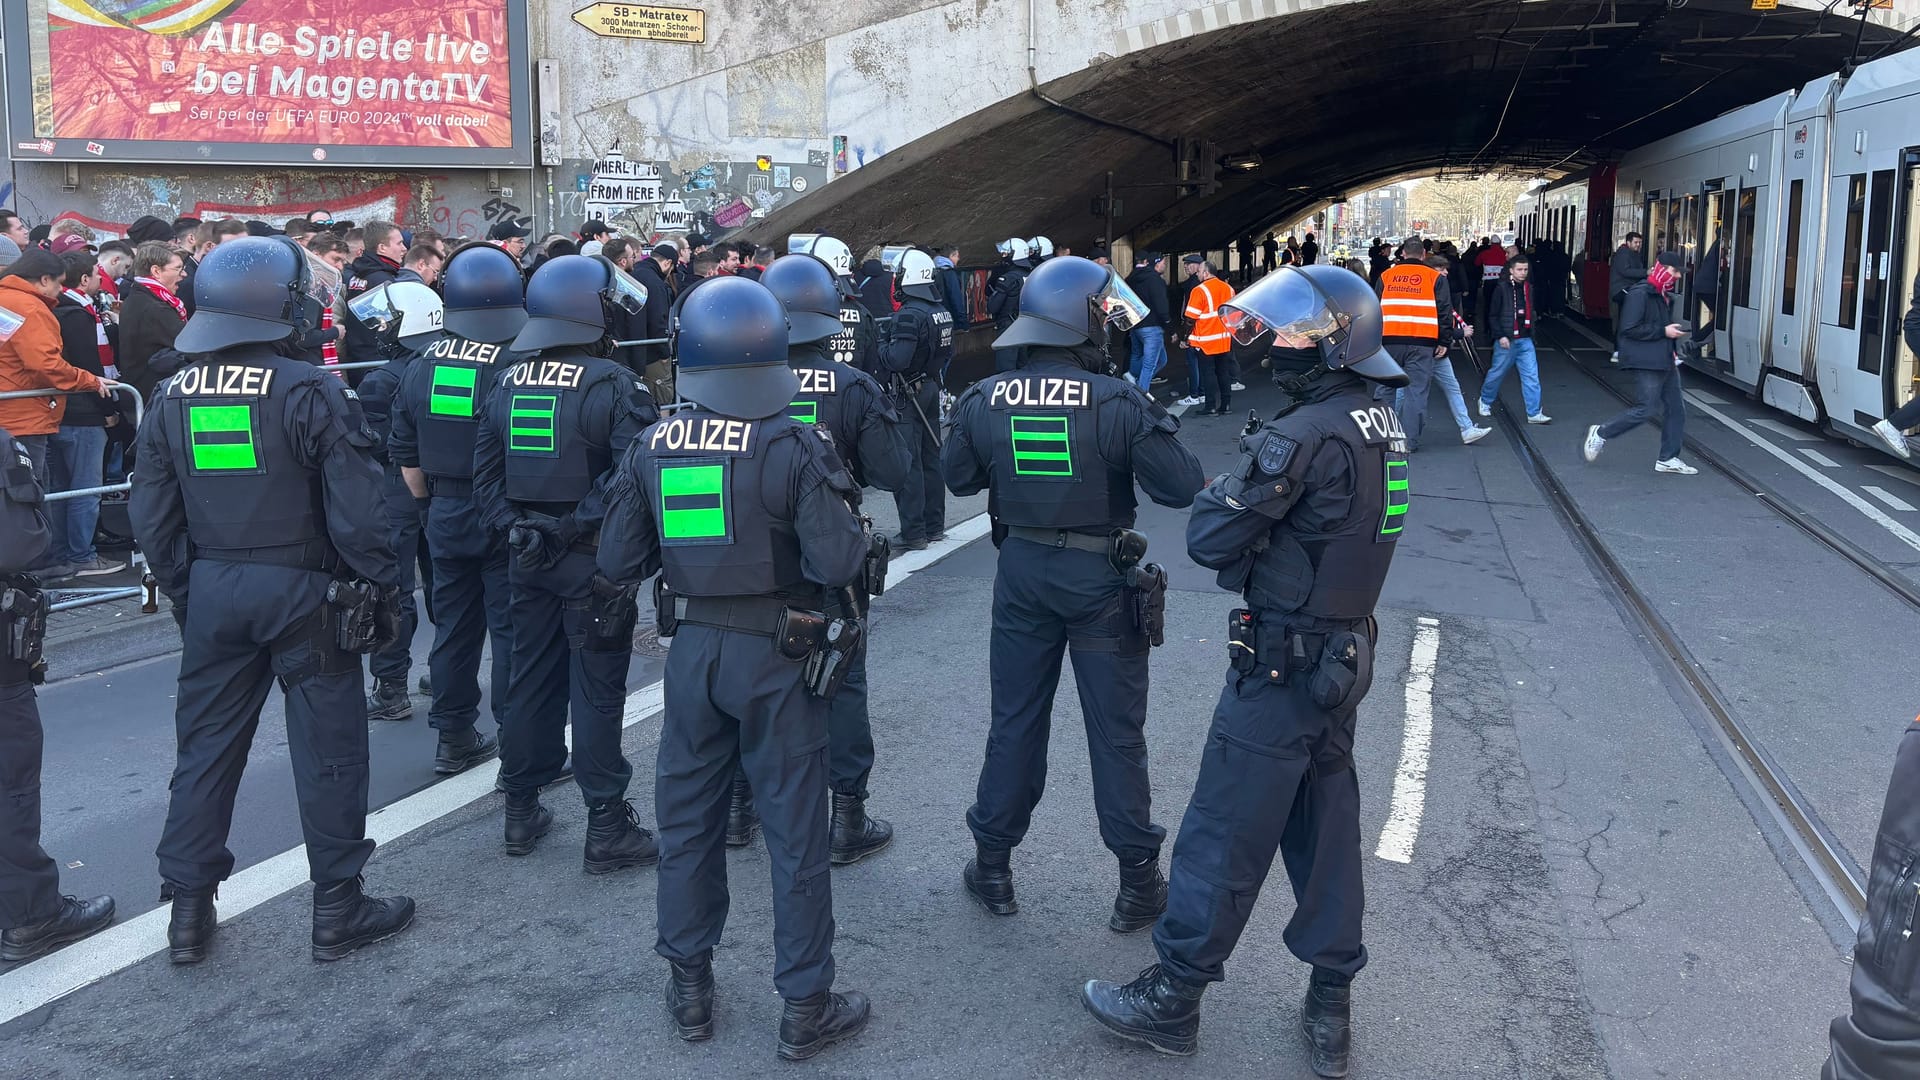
[1375,237,1460,450]
[1179,255,1237,415]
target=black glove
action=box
[508,517,563,571]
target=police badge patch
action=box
[1257,433,1298,476]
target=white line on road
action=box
[1799,448,1841,468]
[1375,617,1441,865]
[1748,417,1818,442]
[1685,396,1920,556]
[1865,486,1918,513]
[1683,388,1729,407]
[1869,464,1920,489]
[0,512,991,1026]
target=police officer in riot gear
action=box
[0,427,115,962]
[472,254,660,872]
[1029,236,1055,264]
[388,243,526,777]
[1081,263,1411,1078]
[130,236,414,963]
[943,255,1203,927]
[788,234,880,375]
[987,238,1033,373]
[598,274,873,1060]
[881,245,954,551]
[1826,720,1920,1078]
[756,251,911,863]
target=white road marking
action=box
[1748,417,1818,442]
[1868,464,1920,489]
[1799,449,1841,468]
[1865,486,1918,513]
[1683,388,1728,407]
[0,510,990,1025]
[1375,617,1441,865]
[1685,396,1920,555]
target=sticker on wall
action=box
[791,176,808,193]
[808,150,829,168]
[831,135,848,174]
[772,165,791,189]
[755,155,772,172]
[655,193,691,233]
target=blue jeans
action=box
[1598,366,1686,460]
[1481,336,1542,416]
[47,425,107,564]
[1129,326,1167,387]
[1185,346,1204,397]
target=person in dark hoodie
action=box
[857,258,895,317]
[1585,252,1695,475]
[628,242,679,401]
[1125,252,1172,390]
[338,220,408,369]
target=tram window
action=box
[1783,179,1804,315]
[1734,188,1759,307]
[1858,169,1895,375]
[1839,174,1867,330]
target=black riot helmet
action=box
[175,236,316,354]
[672,275,796,419]
[1221,263,1408,388]
[509,254,648,354]
[991,255,1148,351]
[759,253,846,346]
[440,242,528,343]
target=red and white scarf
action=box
[64,288,117,377]
[134,276,187,321]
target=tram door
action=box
[1885,150,1920,423]
[1821,168,1899,431]
[1693,184,1728,368]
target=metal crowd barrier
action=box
[0,384,156,613]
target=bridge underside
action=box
[752,0,1911,257]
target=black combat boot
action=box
[311,876,415,962]
[829,792,893,866]
[503,793,553,856]
[1110,856,1167,933]
[1301,967,1352,1078]
[962,842,1016,915]
[365,677,412,721]
[1081,963,1206,1056]
[433,728,498,775]
[166,884,217,965]
[1,895,115,962]
[583,800,659,875]
[776,988,871,1061]
[725,769,758,848]
[666,959,715,1041]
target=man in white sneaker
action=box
[1869,275,1920,459]
[1585,253,1695,474]
[1479,254,1550,427]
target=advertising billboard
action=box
[3,1,531,167]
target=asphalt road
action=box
[0,361,1887,1077]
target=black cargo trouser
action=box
[423,490,510,735]
[370,464,423,683]
[0,659,61,929]
[1826,719,1920,1079]
[655,622,836,999]
[157,561,374,889]
[967,538,1163,865]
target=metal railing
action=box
[0,383,157,612]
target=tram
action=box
[1516,47,1920,455]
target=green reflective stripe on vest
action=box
[787,400,818,425]
[659,462,729,541]
[508,393,558,453]
[188,404,258,472]
[1010,414,1074,477]
[1380,457,1409,537]
[429,364,479,418]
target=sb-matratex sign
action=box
[571,4,705,44]
[2,1,533,167]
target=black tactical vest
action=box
[983,367,1133,530]
[787,357,858,449]
[897,297,955,377]
[1247,395,1406,621]
[641,409,808,597]
[497,349,627,507]
[829,301,870,372]
[415,334,512,479]
[990,267,1027,330]
[159,356,325,550]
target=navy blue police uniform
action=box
[1826,718,1920,1079]
[357,336,429,719]
[472,254,660,871]
[883,293,954,547]
[943,342,1202,908]
[131,236,416,964]
[598,274,874,1059]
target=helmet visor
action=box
[1093,268,1150,333]
[600,258,649,315]
[1220,269,1347,347]
[298,242,337,308]
[349,281,444,341]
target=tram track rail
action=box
[1468,328,1869,927]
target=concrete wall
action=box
[3,0,1911,240]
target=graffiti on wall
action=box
[558,147,828,243]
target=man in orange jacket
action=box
[0,249,114,577]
